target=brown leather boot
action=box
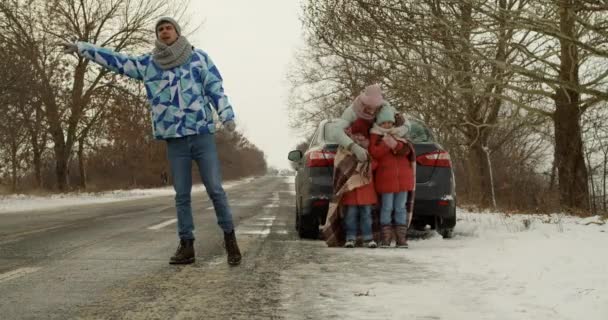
[224,230,242,266]
[380,225,393,248]
[395,225,409,248]
[169,239,195,264]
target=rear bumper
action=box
[413,199,455,218]
[299,170,457,227]
[411,199,456,229]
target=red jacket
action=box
[341,118,377,206]
[341,161,378,206]
[369,134,415,194]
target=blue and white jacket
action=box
[76,42,235,139]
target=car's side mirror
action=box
[288,150,303,162]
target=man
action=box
[62,17,242,266]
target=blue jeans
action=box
[380,192,409,226]
[344,205,373,241]
[166,134,234,240]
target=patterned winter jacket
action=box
[76,42,235,139]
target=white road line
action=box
[0,237,23,246]
[249,222,274,227]
[240,229,271,236]
[0,267,41,283]
[239,192,282,237]
[147,218,177,230]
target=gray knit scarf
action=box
[152,36,193,70]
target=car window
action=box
[406,119,435,143]
[309,123,322,148]
[321,122,337,145]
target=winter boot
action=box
[224,230,242,266]
[395,225,409,248]
[169,239,195,264]
[380,225,393,248]
[365,240,378,248]
[344,240,355,248]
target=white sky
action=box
[188,0,305,170]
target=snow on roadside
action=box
[280,209,608,320]
[0,177,257,214]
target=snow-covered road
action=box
[1,176,606,319]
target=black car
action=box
[288,118,456,239]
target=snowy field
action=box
[0,177,256,214]
[281,209,608,320]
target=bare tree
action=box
[477,0,608,210]
[0,103,29,192]
[0,0,190,191]
[293,0,543,205]
[583,105,608,214]
[292,0,607,211]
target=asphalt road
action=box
[0,176,309,320]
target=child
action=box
[342,118,378,248]
[369,105,414,248]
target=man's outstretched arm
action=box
[63,42,147,80]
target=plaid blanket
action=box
[321,147,371,247]
[400,140,417,223]
[321,143,417,247]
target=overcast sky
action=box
[188,0,306,169]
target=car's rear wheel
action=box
[436,213,456,239]
[298,213,320,239]
[438,227,454,239]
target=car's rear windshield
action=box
[406,119,435,143]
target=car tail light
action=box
[417,150,452,167]
[312,199,329,207]
[438,200,450,206]
[306,150,335,167]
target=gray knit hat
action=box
[155,17,181,38]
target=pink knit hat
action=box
[353,84,384,120]
[359,84,384,107]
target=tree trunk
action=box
[469,140,492,206]
[78,136,87,190]
[585,149,596,213]
[42,79,70,191]
[553,107,589,210]
[33,148,42,188]
[54,147,69,192]
[553,0,589,211]
[457,2,492,206]
[549,160,557,191]
[10,138,18,192]
[602,155,607,212]
[29,134,43,189]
